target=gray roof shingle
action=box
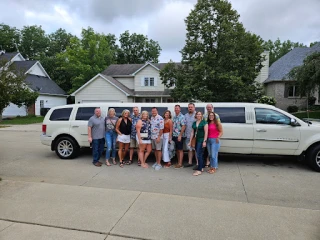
[0,52,19,62]
[265,43,320,83]
[25,74,66,95]
[11,60,37,73]
[102,62,180,76]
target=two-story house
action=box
[71,62,174,103]
[0,51,67,117]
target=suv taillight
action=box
[42,124,47,134]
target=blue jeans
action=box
[195,141,205,171]
[92,138,105,164]
[105,131,117,160]
[207,138,221,168]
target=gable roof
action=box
[102,62,176,76]
[25,74,66,96]
[11,60,37,74]
[0,52,19,62]
[71,74,133,96]
[265,43,320,83]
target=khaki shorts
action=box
[130,138,139,148]
[152,139,163,150]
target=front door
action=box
[252,108,301,155]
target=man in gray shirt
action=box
[184,103,196,167]
[88,108,105,166]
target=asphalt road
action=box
[0,125,319,239]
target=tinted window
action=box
[76,107,97,121]
[255,108,290,125]
[109,107,131,117]
[49,108,72,121]
[214,107,246,123]
[141,107,168,117]
[180,107,204,115]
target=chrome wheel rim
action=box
[58,140,73,157]
[316,151,320,167]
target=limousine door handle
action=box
[256,129,267,132]
[71,125,79,128]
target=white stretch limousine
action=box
[40,102,320,172]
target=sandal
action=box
[204,164,209,168]
[112,158,117,165]
[207,168,216,174]
[127,160,132,165]
[193,171,202,176]
[137,160,141,166]
[119,162,124,168]
[106,160,111,166]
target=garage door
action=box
[81,100,120,103]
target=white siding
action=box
[75,76,130,103]
[115,77,134,89]
[28,63,47,77]
[2,103,27,117]
[134,65,165,91]
[255,51,269,84]
[35,95,67,116]
[11,54,25,62]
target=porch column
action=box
[160,97,163,103]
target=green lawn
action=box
[293,111,320,120]
[0,115,44,125]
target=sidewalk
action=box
[0,123,41,132]
[0,180,319,240]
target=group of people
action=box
[88,103,223,176]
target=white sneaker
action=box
[152,162,157,168]
[155,164,162,171]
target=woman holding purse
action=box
[188,111,208,176]
[136,111,152,168]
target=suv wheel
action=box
[306,144,320,172]
[55,136,79,159]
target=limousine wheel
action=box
[307,144,320,172]
[55,136,79,159]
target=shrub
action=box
[257,96,276,106]
[308,96,317,106]
[287,105,299,113]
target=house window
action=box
[40,100,44,108]
[143,77,156,86]
[145,98,155,103]
[144,77,149,86]
[150,77,154,86]
[286,84,305,98]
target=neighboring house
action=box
[72,57,270,104]
[0,51,67,117]
[71,62,174,103]
[263,44,320,110]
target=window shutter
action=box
[284,83,289,98]
[154,77,157,86]
[141,77,144,86]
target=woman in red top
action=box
[162,110,173,168]
[206,112,223,173]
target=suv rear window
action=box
[49,108,72,121]
[76,107,97,121]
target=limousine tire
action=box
[55,136,79,159]
[306,144,320,172]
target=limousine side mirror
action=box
[290,118,300,127]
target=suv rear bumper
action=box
[40,134,53,146]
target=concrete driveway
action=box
[0,126,319,240]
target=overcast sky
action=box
[0,0,319,62]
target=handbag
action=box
[191,126,198,148]
[140,132,148,138]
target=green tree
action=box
[161,0,264,102]
[289,52,320,96]
[263,38,306,66]
[11,89,39,116]
[0,60,33,121]
[0,23,20,52]
[46,28,73,57]
[117,30,161,64]
[58,27,116,93]
[20,25,49,60]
